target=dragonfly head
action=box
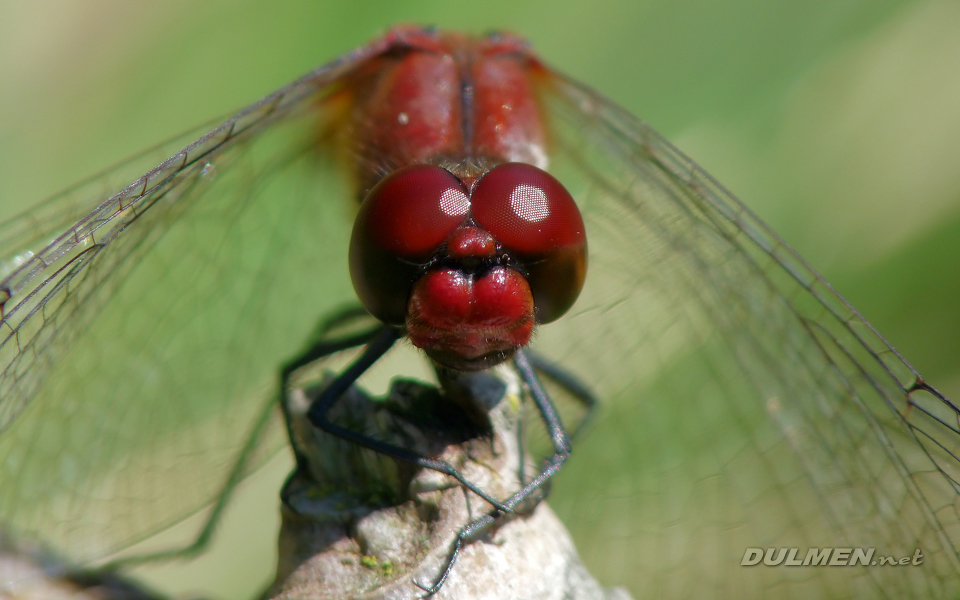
[349,162,587,371]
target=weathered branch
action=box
[266,366,632,600]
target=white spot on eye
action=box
[439,188,470,216]
[509,184,550,222]
[397,112,410,125]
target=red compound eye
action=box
[356,164,469,259]
[350,165,470,325]
[471,163,585,257]
[471,163,587,323]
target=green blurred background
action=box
[2,0,959,597]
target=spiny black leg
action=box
[412,511,499,596]
[524,350,597,440]
[413,455,569,596]
[414,349,574,595]
[281,308,385,379]
[515,349,573,457]
[286,326,514,514]
[279,308,385,472]
[303,326,401,420]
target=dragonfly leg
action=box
[279,306,386,471]
[414,348,573,595]
[282,323,515,514]
[524,350,598,440]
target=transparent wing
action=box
[0,41,390,562]
[0,116,237,276]
[532,71,960,599]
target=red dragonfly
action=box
[1,26,959,598]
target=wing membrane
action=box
[533,70,960,598]
[0,44,387,561]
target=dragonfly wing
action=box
[531,68,960,598]
[0,119,225,275]
[0,42,392,563]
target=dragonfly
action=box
[1,25,960,599]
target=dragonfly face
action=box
[1,24,960,600]
[350,162,587,371]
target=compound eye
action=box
[350,165,470,325]
[356,164,470,260]
[470,163,587,323]
[471,163,585,257]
